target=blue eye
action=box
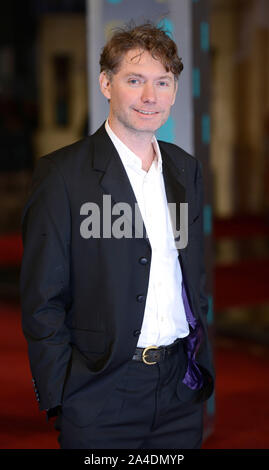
[128,79,139,85]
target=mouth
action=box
[133,108,159,116]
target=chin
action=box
[131,120,161,133]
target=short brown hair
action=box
[99,21,183,81]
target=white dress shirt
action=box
[105,120,189,347]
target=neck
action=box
[108,118,155,171]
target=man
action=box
[20,22,214,449]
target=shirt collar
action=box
[105,119,162,174]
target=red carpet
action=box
[0,300,269,449]
[203,338,269,449]
[0,300,59,449]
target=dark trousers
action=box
[55,341,203,449]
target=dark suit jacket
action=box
[20,123,214,428]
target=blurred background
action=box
[0,0,269,449]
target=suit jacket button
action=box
[136,295,145,303]
[133,330,141,337]
[139,257,148,265]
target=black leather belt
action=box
[132,338,182,365]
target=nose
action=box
[141,82,156,103]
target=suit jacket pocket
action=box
[70,328,106,354]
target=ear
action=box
[99,71,112,100]
[171,80,178,106]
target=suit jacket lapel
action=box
[160,145,188,265]
[91,123,148,243]
[161,147,186,232]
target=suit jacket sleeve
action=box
[20,156,72,412]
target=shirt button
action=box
[136,295,145,303]
[139,257,148,265]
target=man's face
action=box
[99,49,178,137]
